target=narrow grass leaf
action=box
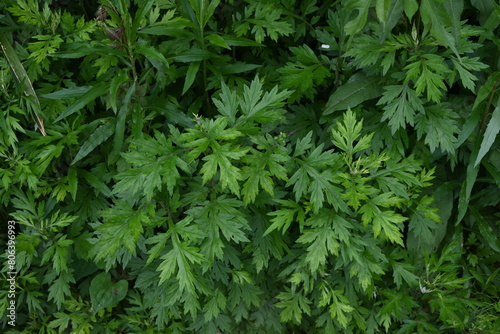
[182,61,201,95]
[456,145,480,224]
[474,104,500,167]
[54,82,108,122]
[470,206,500,252]
[72,119,115,165]
[0,32,46,135]
[40,87,91,100]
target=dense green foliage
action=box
[1,0,499,333]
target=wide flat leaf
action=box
[89,272,128,314]
[324,74,383,115]
[404,0,419,20]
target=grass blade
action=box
[71,119,115,165]
[474,103,500,167]
[54,82,108,122]
[0,32,46,136]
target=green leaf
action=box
[204,289,227,321]
[344,0,372,36]
[324,74,383,115]
[80,170,111,197]
[376,0,391,24]
[328,290,354,328]
[215,62,261,74]
[380,0,404,41]
[276,289,312,323]
[407,195,441,251]
[238,76,291,124]
[111,82,135,163]
[213,82,238,125]
[0,31,46,135]
[114,132,190,200]
[443,0,464,44]
[420,0,460,58]
[241,164,274,205]
[40,86,91,100]
[331,109,371,155]
[470,206,500,252]
[138,23,192,37]
[474,103,500,167]
[217,215,250,244]
[392,262,418,288]
[47,272,74,309]
[135,43,169,67]
[71,119,115,165]
[205,34,231,49]
[89,272,128,314]
[265,200,301,235]
[132,0,154,35]
[472,72,500,111]
[372,210,406,245]
[455,100,483,149]
[299,223,339,271]
[415,104,458,154]
[157,240,204,295]
[405,54,451,103]
[172,48,219,62]
[90,204,146,270]
[457,147,480,224]
[293,131,314,157]
[278,51,330,102]
[200,145,248,196]
[54,82,108,122]
[182,61,201,95]
[220,35,263,46]
[404,0,418,20]
[378,84,423,133]
[52,43,111,58]
[109,70,129,113]
[68,167,77,201]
